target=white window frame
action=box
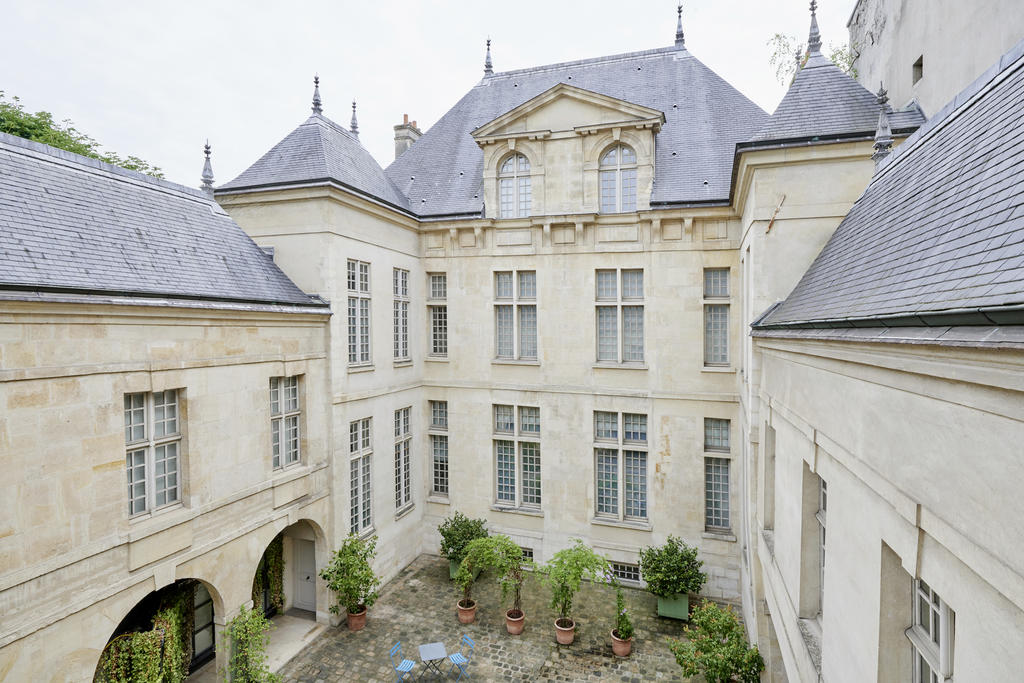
[599,143,638,214]
[493,270,537,361]
[124,390,183,517]
[492,404,542,510]
[593,411,648,522]
[428,400,449,498]
[703,417,731,532]
[908,579,954,682]
[394,407,412,512]
[349,417,373,535]
[428,273,448,358]
[609,561,642,585]
[270,376,301,469]
[347,259,372,367]
[595,269,644,364]
[498,152,531,218]
[393,268,410,361]
[816,477,827,617]
[703,267,730,367]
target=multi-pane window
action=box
[349,417,373,534]
[704,418,730,452]
[910,579,955,683]
[394,407,412,510]
[594,411,648,521]
[493,404,542,509]
[347,260,371,366]
[816,478,827,615]
[595,269,644,363]
[124,390,182,516]
[599,144,638,213]
[704,418,731,531]
[494,271,537,360]
[610,562,642,584]
[498,153,531,218]
[704,268,730,366]
[428,400,448,497]
[428,273,448,357]
[393,268,409,361]
[270,376,300,469]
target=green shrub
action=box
[438,512,489,564]
[320,534,381,615]
[639,535,706,598]
[669,600,764,683]
[541,539,609,625]
[613,587,635,640]
[221,605,280,683]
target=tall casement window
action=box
[599,144,637,213]
[393,268,410,361]
[817,477,827,616]
[498,153,531,218]
[493,404,541,510]
[270,376,300,469]
[595,269,644,363]
[910,579,955,682]
[394,407,412,511]
[494,270,537,360]
[124,390,182,516]
[703,268,730,366]
[593,411,648,522]
[349,417,373,534]
[428,400,449,498]
[704,418,731,531]
[428,273,448,358]
[347,259,372,366]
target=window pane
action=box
[705,457,730,529]
[597,306,618,361]
[154,442,179,508]
[622,270,643,299]
[359,262,369,292]
[269,378,281,415]
[600,147,617,166]
[624,450,647,519]
[430,273,447,299]
[430,400,448,429]
[518,176,531,217]
[347,260,357,291]
[127,449,147,515]
[600,169,617,213]
[520,406,540,434]
[500,177,514,218]
[431,305,448,355]
[359,299,370,362]
[495,305,514,358]
[153,390,177,438]
[517,271,536,299]
[500,156,516,174]
[347,297,358,363]
[622,306,644,362]
[596,270,617,299]
[517,154,530,172]
[285,415,299,464]
[623,413,647,443]
[705,304,729,365]
[594,411,618,440]
[432,435,449,495]
[519,305,537,359]
[361,456,372,529]
[124,393,146,443]
[704,418,730,451]
[495,440,516,503]
[284,376,298,412]
[494,405,514,433]
[272,418,282,468]
[361,418,371,450]
[704,268,730,298]
[495,272,513,299]
[620,145,637,165]
[349,459,361,534]
[596,449,619,515]
[521,442,541,505]
[621,168,637,212]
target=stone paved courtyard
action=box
[278,554,702,682]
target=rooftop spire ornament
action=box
[675,3,685,47]
[312,74,323,115]
[200,140,214,197]
[795,47,804,70]
[807,0,822,55]
[872,83,894,165]
[351,99,359,137]
[484,38,493,76]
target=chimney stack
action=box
[394,114,423,159]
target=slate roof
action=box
[385,46,770,217]
[755,39,1024,330]
[219,113,411,212]
[0,132,327,309]
[750,51,925,144]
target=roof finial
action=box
[484,38,493,76]
[795,47,804,69]
[807,0,822,55]
[675,3,685,47]
[200,140,215,197]
[872,82,894,165]
[351,99,359,137]
[312,74,323,115]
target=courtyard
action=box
[276,554,699,682]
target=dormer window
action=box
[499,153,531,218]
[600,144,637,213]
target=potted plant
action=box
[438,512,489,579]
[609,578,635,657]
[640,535,706,620]
[319,534,381,631]
[453,535,496,624]
[490,535,533,635]
[669,600,764,682]
[541,539,609,645]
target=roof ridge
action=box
[486,45,683,80]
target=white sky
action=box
[2,0,857,188]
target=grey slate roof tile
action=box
[756,41,1024,329]
[0,132,325,308]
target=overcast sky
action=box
[3,1,857,188]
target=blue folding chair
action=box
[447,634,475,680]
[389,642,416,682]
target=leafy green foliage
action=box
[454,534,509,607]
[669,600,764,683]
[612,585,634,641]
[639,535,706,598]
[438,511,489,564]
[0,91,163,178]
[96,584,192,682]
[252,535,286,611]
[767,33,858,85]
[221,605,280,683]
[319,534,381,615]
[541,539,609,624]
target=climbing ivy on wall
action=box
[221,605,280,683]
[252,535,285,611]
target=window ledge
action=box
[356,527,377,541]
[127,503,190,540]
[394,503,415,521]
[393,359,413,368]
[702,530,736,543]
[272,462,313,485]
[427,495,451,505]
[347,364,375,374]
[590,517,652,532]
[797,618,823,674]
[490,505,544,518]
[703,450,732,458]
[701,366,735,374]
[592,362,648,371]
[492,359,540,366]
[425,356,449,363]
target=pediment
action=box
[472,83,664,141]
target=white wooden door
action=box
[294,539,316,611]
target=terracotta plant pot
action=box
[457,599,477,624]
[347,606,367,631]
[611,629,633,657]
[505,609,525,635]
[554,618,575,645]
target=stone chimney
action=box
[394,114,423,159]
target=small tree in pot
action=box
[319,534,381,631]
[491,535,533,635]
[606,573,635,657]
[669,600,764,682]
[438,511,488,579]
[639,535,706,620]
[453,535,503,624]
[541,539,609,645]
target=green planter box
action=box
[657,594,690,620]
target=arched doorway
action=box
[255,519,324,620]
[252,532,284,618]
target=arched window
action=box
[599,144,637,213]
[499,153,531,218]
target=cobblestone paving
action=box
[278,555,696,682]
